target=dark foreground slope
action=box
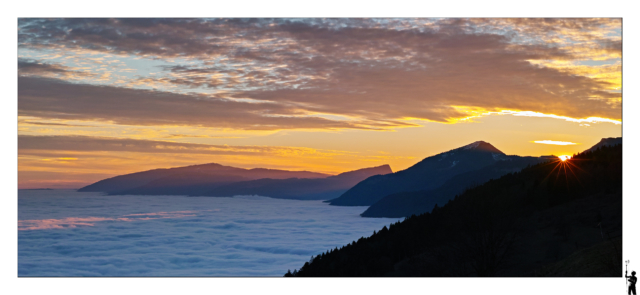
[287,144,622,277]
[328,141,508,206]
[361,157,545,218]
[78,163,329,195]
[195,165,392,200]
[586,137,622,152]
[533,237,621,276]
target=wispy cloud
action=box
[18,135,348,157]
[18,210,199,230]
[532,140,579,146]
[18,58,97,80]
[496,110,621,125]
[19,76,409,131]
[163,134,244,139]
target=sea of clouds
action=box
[18,190,401,276]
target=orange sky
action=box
[17,18,621,189]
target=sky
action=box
[17,18,622,189]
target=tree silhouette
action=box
[286,144,622,277]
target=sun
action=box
[559,155,572,161]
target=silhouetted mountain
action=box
[78,163,330,194]
[79,162,391,199]
[361,156,545,217]
[585,137,622,152]
[328,141,508,206]
[196,165,393,200]
[287,144,622,277]
[360,139,623,218]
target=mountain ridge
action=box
[585,137,622,152]
[194,165,392,200]
[327,141,510,206]
[78,162,331,194]
[79,163,392,200]
[360,156,546,217]
[358,137,622,218]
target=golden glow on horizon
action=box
[17,111,620,189]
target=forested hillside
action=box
[287,144,622,277]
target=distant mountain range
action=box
[80,137,621,213]
[79,163,330,194]
[78,163,392,200]
[194,165,392,200]
[328,141,544,207]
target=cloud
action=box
[18,134,346,157]
[18,59,70,74]
[18,58,96,79]
[41,157,78,162]
[19,76,409,130]
[163,134,244,139]
[18,192,401,276]
[18,18,621,130]
[492,110,620,124]
[532,140,579,146]
[18,119,96,128]
[18,18,620,62]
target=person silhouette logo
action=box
[627,270,637,295]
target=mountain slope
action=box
[361,156,546,217]
[196,165,393,200]
[585,137,622,152]
[362,137,623,218]
[287,144,622,277]
[327,141,508,206]
[78,163,329,194]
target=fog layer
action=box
[18,190,400,276]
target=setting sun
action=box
[559,155,572,161]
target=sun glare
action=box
[559,155,571,161]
